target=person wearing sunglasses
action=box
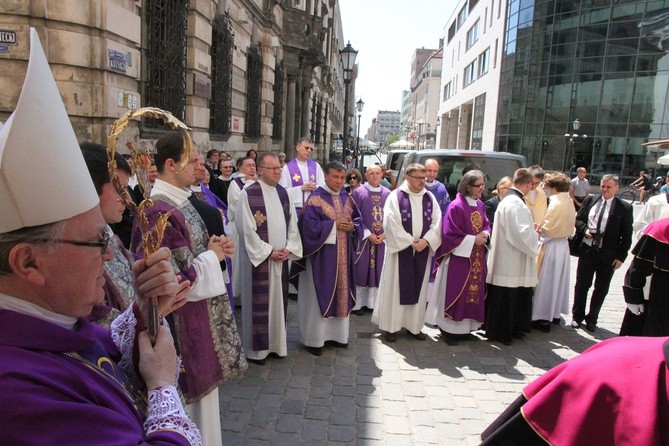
[345,168,362,193]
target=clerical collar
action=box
[219,175,232,181]
[465,196,478,205]
[0,292,77,329]
[399,180,425,196]
[191,184,203,192]
[365,183,382,192]
[151,178,191,206]
[425,180,438,188]
[323,184,340,195]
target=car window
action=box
[408,154,524,201]
[388,152,408,171]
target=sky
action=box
[338,0,459,137]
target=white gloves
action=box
[626,303,645,315]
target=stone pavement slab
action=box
[217,205,643,444]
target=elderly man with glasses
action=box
[372,163,442,342]
[0,28,200,445]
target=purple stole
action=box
[397,191,433,305]
[234,177,245,190]
[246,182,290,351]
[287,159,317,208]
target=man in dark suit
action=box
[571,173,633,332]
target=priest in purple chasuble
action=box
[237,153,303,364]
[132,131,246,446]
[372,163,442,342]
[425,170,490,345]
[351,165,391,313]
[423,158,451,300]
[297,161,362,356]
[0,28,200,445]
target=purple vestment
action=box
[425,180,450,216]
[131,198,246,404]
[0,310,193,445]
[434,193,490,322]
[351,184,390,288]
[299,187,361,317]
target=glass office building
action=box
[495,0,669,183]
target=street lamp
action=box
[340,41,358,160]
[564,118,588,175]
[355,98,364,166]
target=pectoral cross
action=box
[310,173,316,182]
[292,173,301,183]
[254,210,267,227]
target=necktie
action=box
[596,200,607,232]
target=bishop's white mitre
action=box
[0,28,98,234]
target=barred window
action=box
[210,13,235,136]
[272,61,284,140]
[143,0,187,129]
[245,44,263,138]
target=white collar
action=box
[399,180,426,197]
[151,178,191,206]
[365,183,382,192]
[0,292,77,329]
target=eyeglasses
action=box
[260,166,282,172]
[35,232,111,256]
[408,175,427,181]
[470,183,485,188]
[349,176,358,180]
[302,146,314,151]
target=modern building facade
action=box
[0,0,354,164]
[495,0,669,182]
[410,47,442,150]
[437,0,507,151]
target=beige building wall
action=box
[0,0,348,161]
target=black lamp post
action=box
[355,98,364,165]
[340,42,357,159]
[564,118,588,175]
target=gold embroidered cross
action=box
[292,173,301,182]
[254,210,267,227]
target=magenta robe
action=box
[434,193,490,322]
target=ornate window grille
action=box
[245,44,263,138]
[272,61,284,140]
[322,105,328,146]
[314,100,322,144]
[210,13,234,137]
[143,0,188,129]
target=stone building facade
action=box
[0,0,351,163]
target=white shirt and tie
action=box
[583,197,613,247]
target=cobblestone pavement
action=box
[217,205,642,445]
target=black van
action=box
[397,150,527,201]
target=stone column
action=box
[285,75,297,154]
[301,74,312,143]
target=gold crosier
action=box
[107,107,193,345]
